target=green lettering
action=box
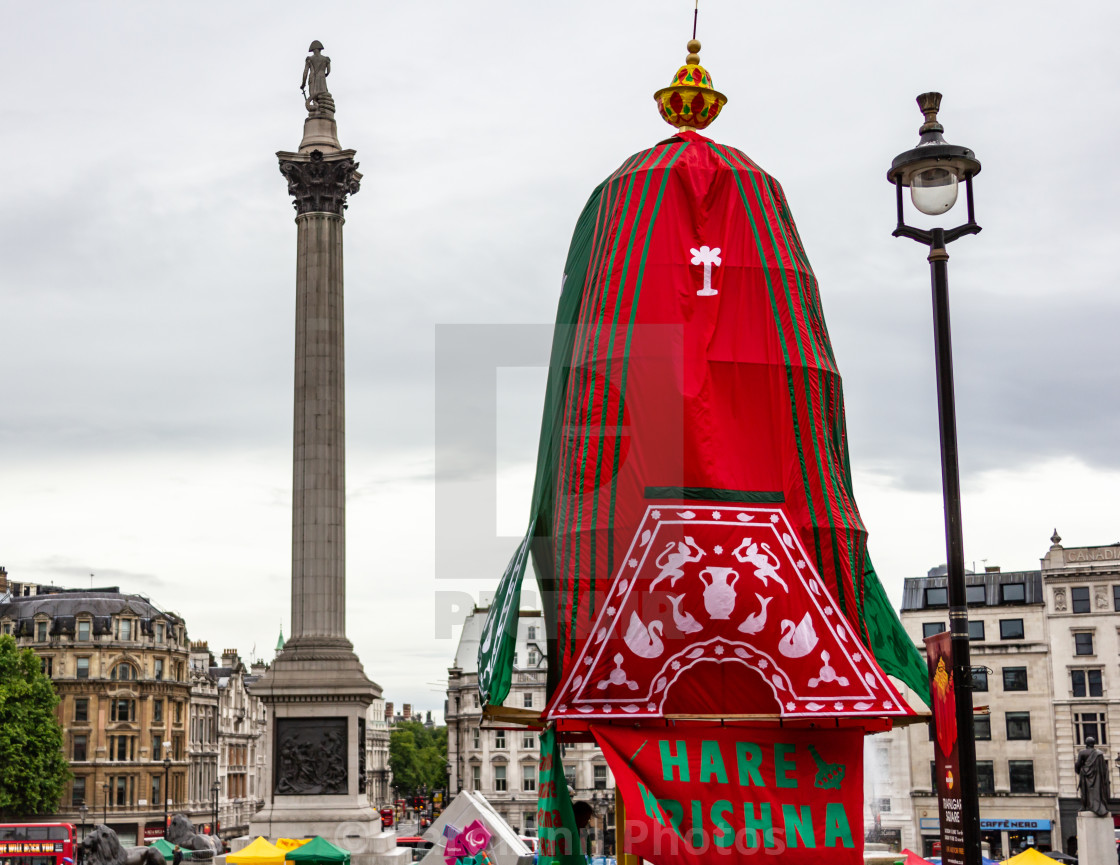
[659,740,690,782]
[774,743,797,788]
[782,804,816,848]
[735,742,764,786]
[637,782,665,826]
[657,799,683,833]
[700,740,729,783]
[689,800,704,849]
[741,802,774,848]
[710,800,734,848]
[824,803,854,848]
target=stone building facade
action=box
[446,608,616,852]
[900,567,1060,858]
[1040,534,1120,846]
[366,696,392,808]
[0,575,192,846]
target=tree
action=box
[389,720,447,798]
[0,634,70,818]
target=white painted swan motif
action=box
[624,613,665,659]
[778,613,818,658]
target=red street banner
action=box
[593,724,863,864]
[925,632,964,865]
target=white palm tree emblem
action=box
[690,245,722,296]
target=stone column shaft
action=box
[291,211,347,643]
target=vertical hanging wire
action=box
[692,0,699,40]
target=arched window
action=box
[111,662,137,681]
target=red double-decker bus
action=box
[0,824,76,865]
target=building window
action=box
[1113,585,1120,612]
[974,715,992,740]
[594,764,607,790]
[1009,760,1035,793]
[494,731,506,749]
[524,810,536,832]
[174,701,183,723]
[527,649,539,666]
[977,761,995,796]
[494,765,506,792]
[152,775,162,807]
[1006,712,1032,740]
[522,765,537,792]
[971,667,989,691]
[522,692,533,709]
[77,620,91,641]
[877,797,891,814]
[966,584,986,605]
[471,727,479,749]
[999,619,1025,640]
[76,657,89,679]
[73,735,88,761]
[154,659,164,681]
[1002,667,1028,691]
[153,699,164,724]
[74,698,89,723]
[922,622,946,639]
[156,622,165,643]
[924,587,948,608]
[527,626,537,640]
[522,732,536,750]
[564,764,576,788]
[35,620,47,642]
[72,777,86,807]
[968,620,985,641]
[118,619,132,641]
[929,761,938,790]
[473,694,480,708]
[40,657,53,677]
[1071,669,1104,698]
[1074,632,1095,656]
[1071,586,1091,614]
[470,765,480,791]
[115,776,128,806]
[1075,712,1108,745]
[112,736,130,761]
[112,662,137,681]
[1000,582,1026,604]
[111,699,135,722]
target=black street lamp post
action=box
[211,781,221,839]
[163,743,173,836]
[102,782,110,826]
[888,91,982,865]
[79,804,89,842]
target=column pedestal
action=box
[1076,811,1113,863]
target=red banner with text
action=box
[593,724,863,865]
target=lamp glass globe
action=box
[910,165,959,215]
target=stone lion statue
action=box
[81,826,166,865]
[165,813,222,856]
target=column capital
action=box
[277,148,361,215]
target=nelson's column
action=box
[249,43,393,856]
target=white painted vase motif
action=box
[699,567,739,619]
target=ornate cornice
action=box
[278,149,361,215]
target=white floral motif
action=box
[786,701,796,711]
[758,659,768,670]
[671,660,681,670]
[853,653,862,662]
[770,515,780,523]
[607,606,616,616]
[823,606,833,615]
[797,560,806,569]
[714,544,723,554]
[651,510,661,519]
[712,511,721,519]
[647,703,657,711]
[715,645,725,656]
[628,559,638,568]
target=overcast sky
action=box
[2,1,1117,720]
